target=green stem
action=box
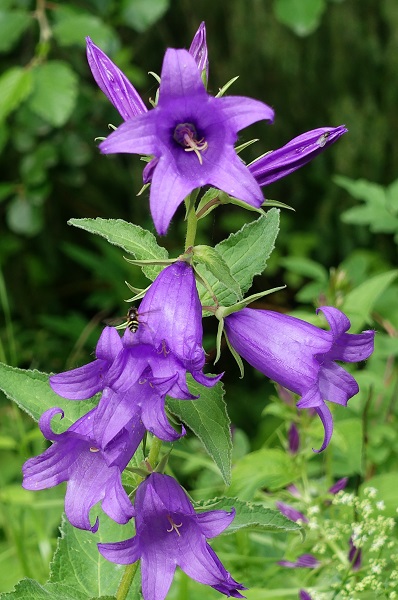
[184,194,198,250]
[115,562,139,600]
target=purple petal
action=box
[279,554,319,568]
[159,49,206,100]
[196,508,235,538]
[217,95,274,132]
[98,536,141,565]
[50,359,108,400]
[38,407,66,441]
[348,537,362,571]
[86,37,147,120]
[191,370,224,388]
[99,112,158,156]
[141,549,176,600]
[313,404,334,452]
[94,386,142,447]
[288,422,300,454]
[102,476,135,524]
[248,125,347,187]
[319,307,375,362]
[318,360,359,406]
[299,591,313,600]
[276,502,308,523]
[95,326,123,361]
[141,379,186,441]
[189,22,209,81]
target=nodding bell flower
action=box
[22,407,141,531]
[99,48,274,234]
[224,306,374,451]
[98,473,246,600]
[248,125,347,187]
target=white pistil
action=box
[166,515,183,536]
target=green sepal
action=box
[196,187,221,220]
[224,329,244,379]
[193,245,242,301]
[262,198,295,211]
[215,75,239,97]
[154,450,171,474]
[214,317,224,365]
[219,285,286,318]
[235,138,259,154]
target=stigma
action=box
[166,514,183,536]
[173,122,208,164]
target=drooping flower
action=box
[86,37,147,121]
[224,306,375,451]
[99,48,274,234]
[278,554,320,568]
[248,125,347,187]
[98,473,246,600]
[276,501,308,524]
[22,407,141,531]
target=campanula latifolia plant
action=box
[1,21,377,600]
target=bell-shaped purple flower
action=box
[248,125,347,187]
[225,306,374,451]
[328,477,349,495]
[100,48,274,234]
[276,501,308,524]
[189,21,209,82]
[50,326,122,400]
[98,473,246,600]
[22,407,141,531]
[278,554,320,569]
[86,37,147,121]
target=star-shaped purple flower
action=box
[22,407,141,531]
[100,49,274,234]
[98,473,246,600]
[225,306,375,451]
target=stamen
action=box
[89,446,100,453]
[157,340,170,357]
[173,123,208,165]
[166,515,183,536]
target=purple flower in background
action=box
[86,37,147,121]
[22,407,140,531]
[348,537,362,571]
[299,591,313,600]
[248,125,347,187]
[225,306,374,451]
[98,473,246,600]
[100,49,274,234]
[278,554,320,568]
[276,501,308,523]
[189,21,209,81]
[328,477,349,495]
[288,423,300,454]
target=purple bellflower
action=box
[328,477,349,495]
[278,554,320,569]
[248,125,347,187]
[189,21,209,82]
[276,501,308,524]
[22,407,141,531]
[348,537,362,571]
[299,591,313,600]
[288,422,300,454]
[99,48,274,234]
[225,306,374,451]
[98,473,246,600]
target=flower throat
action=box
[173,122,208,164]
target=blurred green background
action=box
[1,0,398,594]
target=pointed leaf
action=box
[194,245,242,300]
[167,377,232,485]
[197,209,280,307]
[68,218,169,281]
[196,497,302,534]
[0,363,96,430]
[0,67,32,122]
[28,61,78,127]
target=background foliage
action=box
[0,0,397,597]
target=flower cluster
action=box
[21,21,375,600]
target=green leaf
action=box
[0,67,32,122]
[28,62,78,127]
[227,449,298,500]
[273,0,326,36]
[167,377,232,485]
[68,218,169,281]
[342,269,398,331]
[0,10,31,53]
[0,579,86,599]
[121,0,170,33]
[53,14,117,51]
[0,363,96,430]
[196,497,301,534]
[197,210,280,308]
[194,245,242,301]
[360,473,398,518]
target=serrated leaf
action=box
[197,210,280,307]
[167,377,232,485]
[227,449,298,500]
[0,66,32,122]
[194,245,242,301]
[53,14,116,51]
[68,218,168,281]
[195,497,301,533]
[342,269,398,331]
[0,579,86,599]
[0,363,96,430]
[28,62,78,127]
[0,10,31,53]
[121,0,170,33]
